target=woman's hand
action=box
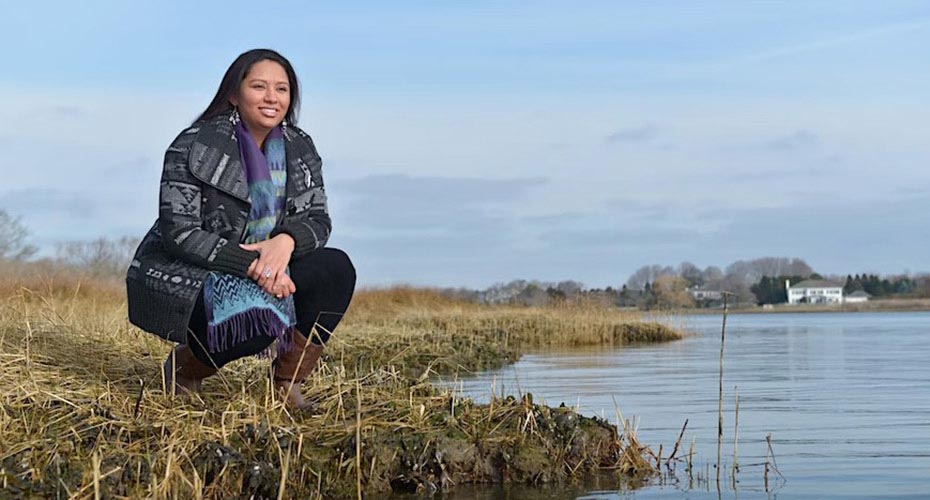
[242,234,296,294]
[271,273,297,299]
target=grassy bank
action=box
[0,276,681,498]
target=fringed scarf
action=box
[202,121,296,354]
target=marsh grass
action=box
[0,276,679,498]
[338,287,680,376]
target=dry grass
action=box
[0,276,679,498]
[337,286,679,378]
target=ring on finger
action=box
[262,266,273,279]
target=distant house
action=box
[845,290,871,303]
[689,287,723,301]
[786,279,844,305]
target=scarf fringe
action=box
[206,307,295,356]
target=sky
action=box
[1,1,929,289]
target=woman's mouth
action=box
[259,107,278,118]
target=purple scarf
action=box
[202,122,296,355]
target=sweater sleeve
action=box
[269,192,332,257]
[157,129,258,277]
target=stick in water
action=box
[665,419,689,468]
[732,390,740,477]
[716,292,729,485]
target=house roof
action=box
[789,279,844,289]
[847,290,871,298]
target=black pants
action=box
[187,247,356,368]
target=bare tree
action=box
[725,257,813,286]
[914,274,930,298]
[555,280,584,297]
[481,279,530,303]
[653,275,695,309]
[55,236,140,278]
[515,283,550,307]
[719,273,755,304]
[678,261,704,287]
[0,210,37,261]
[626,264,676,290]
[786,258,814,277]
[702,266,724,286]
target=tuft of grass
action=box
[0,277,680,497]
[338,290,680,377]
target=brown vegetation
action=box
[0,273,680,498]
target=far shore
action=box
[682,297,930,315]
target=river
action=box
[447,312,930,499]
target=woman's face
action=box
[231,59,291,134]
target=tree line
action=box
[425,267,930,309]
[621,258,930,309]
[843,274,917,298]
[0,209,140,280]
[621,257,815,308]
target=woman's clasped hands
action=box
[242,234,297,299]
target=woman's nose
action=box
[264,89,277,102]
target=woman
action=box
[126,49,356,410]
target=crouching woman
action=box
[126,49,355,410]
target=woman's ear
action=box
[228,94,238,107]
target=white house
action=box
[786,279,844,305]
[689,287,723,301]
[845,290,871,303]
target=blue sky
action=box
[1,2,929,288]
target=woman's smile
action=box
[259,106,279,118]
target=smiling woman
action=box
[232,60,292,145]
[125,49,356,410]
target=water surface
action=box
[449,312,930,499]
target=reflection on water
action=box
[392,474,639,500]
[446,312,930,499]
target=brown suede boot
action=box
[163,344,218,396]
[272,331,324,411]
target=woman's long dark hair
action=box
[195,49,301,125]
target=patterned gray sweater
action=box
[126,111,331,342]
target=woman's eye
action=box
[277,87,288,93]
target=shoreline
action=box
[679,298,930,315]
